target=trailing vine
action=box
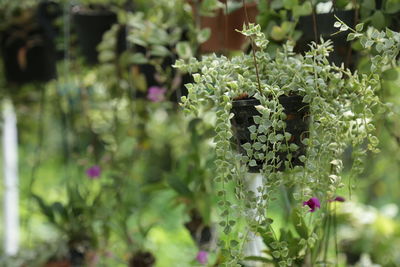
[175,23,382,265]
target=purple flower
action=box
[147,86,166,102]
[303,197,321,212]
[86,165,101,179]
[329,196,346,203]
[196,250,208,265]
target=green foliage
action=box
[73,0,127,8]
[32,177,108,252]
[96,3,201,98]
[0,0,36,25]
[338,20,400,73]
[175,22,383,264]
[359,0,400,30]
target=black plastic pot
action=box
[184,209,213,248]
[37,1,62,39]
[231,95,309,173]
[73,8,117,64]
[69,248,85,267]
[129,251,156,267]
[295,10,356,68]
[0,5,58,84]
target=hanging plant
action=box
[71,0,127,64]
[96,6,204,102]
[0,2,58,84]
[174,23,382,265]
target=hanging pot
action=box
[72,7,117,64]
[129,251,156,267]
[0,6,57,84]
[231,95,309,173]
[184,209,214,249]
[295,10,356,68]
[69,247,86,267]
[190,0,258,53]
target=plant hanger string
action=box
[224,0,228,55]
[242,0,262,95]
[310,0,318,43]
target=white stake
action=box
[243,173,264,266]
[2,98,19,255]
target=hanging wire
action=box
[310,0,319,43]
[242,0,262,94]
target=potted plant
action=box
[96,3,204,102]
[295,1,357,68]
[33,172,110,266]
[174,22,382,265]
[190,0,258,53]
[0,1,58,84]
[72,0,126,64]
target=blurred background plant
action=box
[0,0,400,266]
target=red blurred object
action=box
[190,0,258,53]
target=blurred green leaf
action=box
[385,0,400,14]
[382,67,400,81]
[292,2,312,17]
[150,45,171,57]
[166,173,193,197]
[127,53,148,64]
[362,0,376,10]
[244,256,274,263]
[98,50,115,63]
[283,0,298,9]
[270,26,286,41]
[197,28,211,44]
[291,208,309,239]
[176,42,193,60]
[371,11,385,30]
[32,194,55,224]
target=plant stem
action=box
[242,0,262,95]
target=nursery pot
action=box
[69,247,85,266]
[73,8,117,64]
[190,1,258,53]
[0,7,57,84]
[295,10,356,68]
[184,209,213,248]
[129,251,156,267]
[231,95,309,173]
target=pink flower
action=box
[329,196,345,202]
[147,86,166,102]
[86,165,101,179]
[196,250,208,265]
[303,197,321,212]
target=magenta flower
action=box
[303,197,321,212]
[147,86,166,102]
[196,250,208,265]
[86,165,101,179]
[329,196,345,203]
